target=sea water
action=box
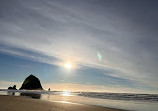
[0,89,158,111]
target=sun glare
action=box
[64,62,72,69]
[62,90,71,96]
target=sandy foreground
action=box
[0,95,127,111]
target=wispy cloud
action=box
[0,0,158,93]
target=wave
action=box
[1,89,158,102]
[79,92,158,102]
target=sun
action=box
[64,62,72,69]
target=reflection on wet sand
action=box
[20,93,41,99]
[7,91,15,96]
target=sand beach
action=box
[0,95,127,111]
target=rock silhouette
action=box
[19,75,43,90]
[8,85,17,90]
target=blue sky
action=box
[0,0,158,93]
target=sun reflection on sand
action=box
[61,90,71,96]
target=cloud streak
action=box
[0,0,158,93]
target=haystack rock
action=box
[19,75,43,90]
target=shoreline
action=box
[0,95,128,111]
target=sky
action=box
[0,0,158,93]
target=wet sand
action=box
[0,95,128,111]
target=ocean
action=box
[0,89,158,111]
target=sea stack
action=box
[8,85,17,90]
[19,75,43,90]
